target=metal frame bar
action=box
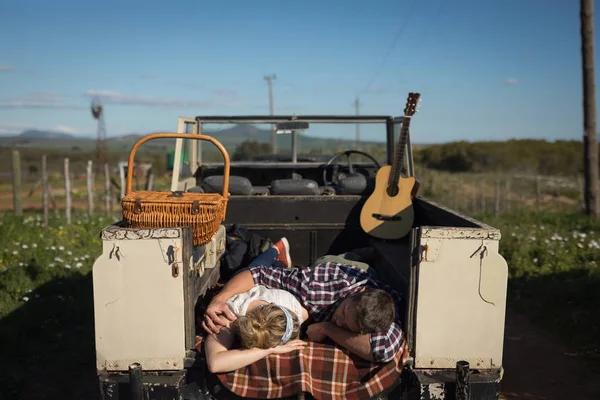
[188,114,414,173]
[194,115,398,124]
[170,116,198,191]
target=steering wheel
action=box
[322,150,381,187]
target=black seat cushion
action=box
[252,186,270,196]
[270,179,320,195]
[187,185,205,193]
[202,175,254,195]
[337,173,371,195]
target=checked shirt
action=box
[249,262,405,362]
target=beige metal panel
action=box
[415,234,508,369]
[93,232,187,371]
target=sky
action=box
[0,0,596,144]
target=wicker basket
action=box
[121,132,230,246]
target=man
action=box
[202,239,405,363]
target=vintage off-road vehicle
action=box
[92,112,508,400]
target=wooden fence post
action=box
[104,163,111,215]
[480,180,486,214]
[11,150,22,216]
[145,170,155,191]
[42,155,49,228]
[87,160,94,216]
[64,158,72,224]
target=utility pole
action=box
[264,74,277,155]
[355,96,360,149]
[581,0,599,217]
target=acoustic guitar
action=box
[360,92,420,240]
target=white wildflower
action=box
[22,296,29,302]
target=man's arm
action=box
[369,322,404,363]
[320,322,374,362]
[306,321,403,363]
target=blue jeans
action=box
[233,247,284,276]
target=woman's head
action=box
[235,303,300,349]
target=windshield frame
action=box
[193,115,409,169]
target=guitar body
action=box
[360,165,416,240]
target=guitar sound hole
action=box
[386,185,399,197]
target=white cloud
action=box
[55,124,79,134]
[0,65,15,72]
[502,78,519,86]
[85,89,242,108]
[0,92,81,109]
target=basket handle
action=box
[125,132,230,196]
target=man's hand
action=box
[202,298,237,335]
[306,322,330,342]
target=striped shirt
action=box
[249,262,404,362]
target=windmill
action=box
[91,97,108,173]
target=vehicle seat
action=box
[202,175,254,196]
[252,186,270,196]
[270,179,321,196]
[336,173,374,195]
[187,185,205,193]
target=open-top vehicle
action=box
[92,101,508,399]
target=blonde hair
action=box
[235,304,300,349]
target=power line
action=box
[356,0,419,97]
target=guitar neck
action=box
[387,117,412,187]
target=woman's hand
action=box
[269,339,307,355]
[202,299,237,335]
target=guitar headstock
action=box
[403,92,421,117]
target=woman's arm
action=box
[204,327,307,373]
[203,270,255,334]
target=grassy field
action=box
[480,211,600,364]
[0,212,116,399]
[0,206,599,398]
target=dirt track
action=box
[500,308,599,400]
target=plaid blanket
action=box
[210,341,404,400]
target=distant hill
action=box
[0,124,386,153]
[19,130,76,139]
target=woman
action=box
[204,238,309,373]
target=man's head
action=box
[332,288,396,334]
